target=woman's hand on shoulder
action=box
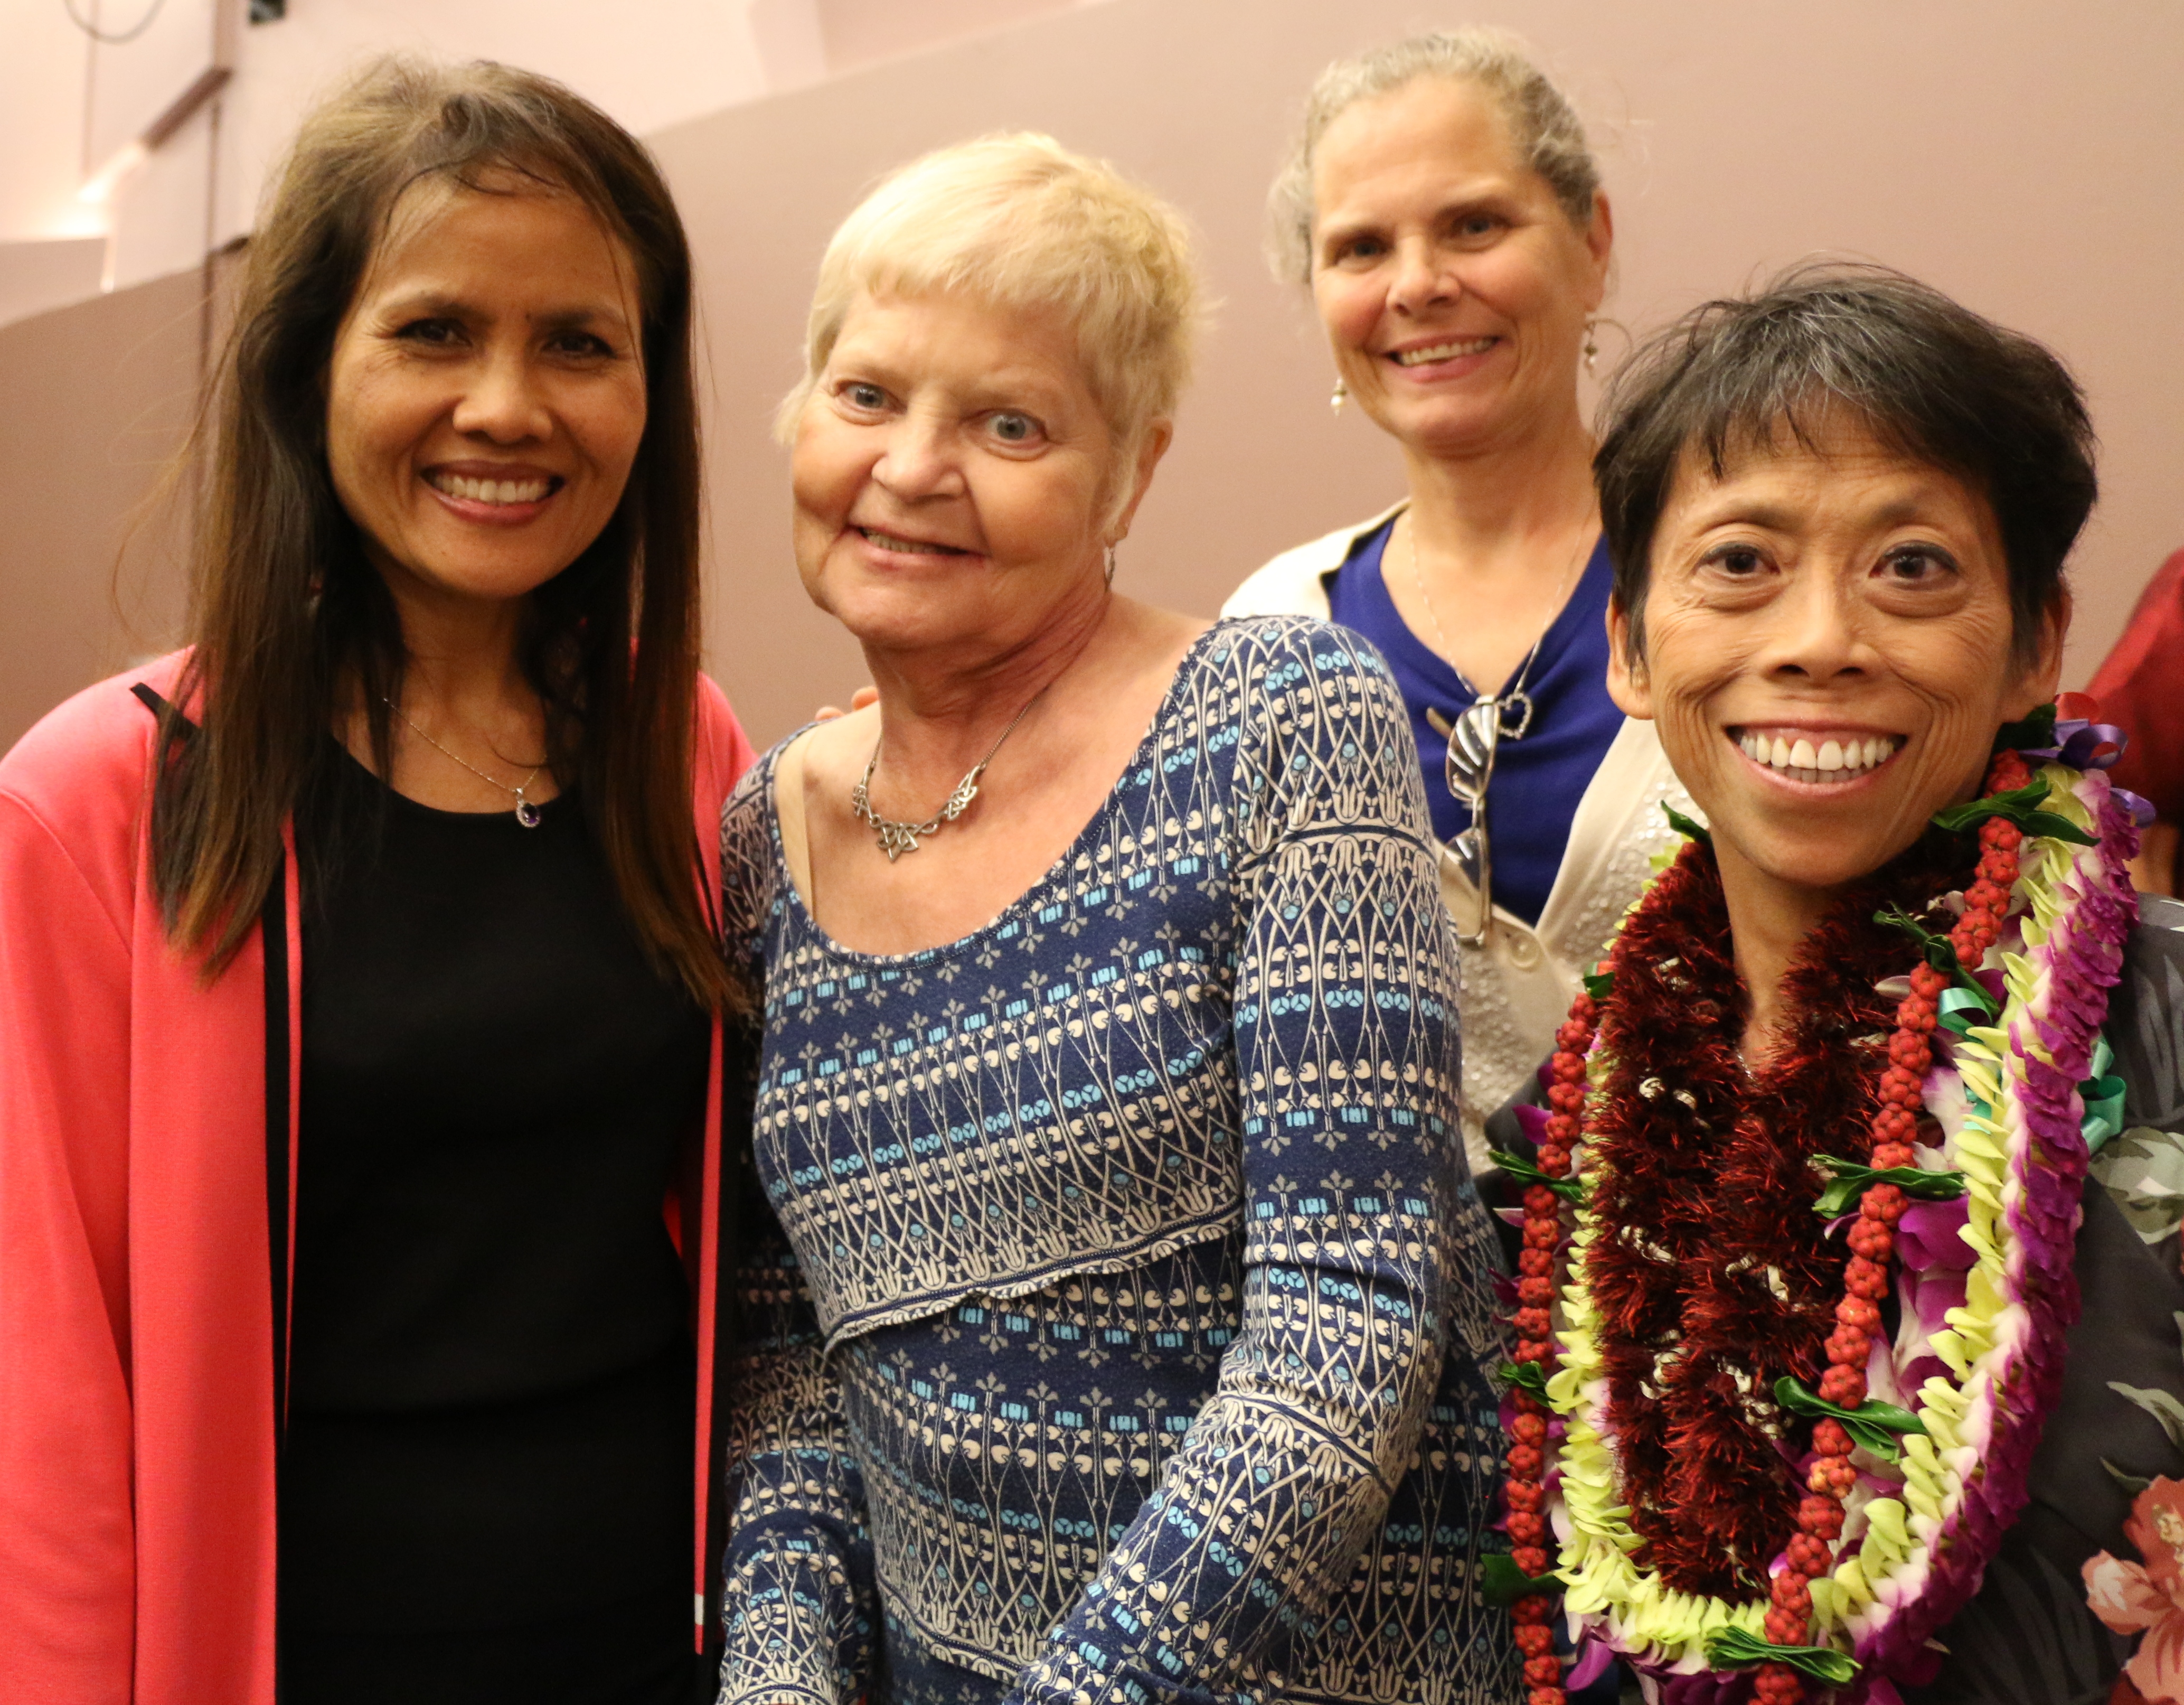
[814,686,878,722]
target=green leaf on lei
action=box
[1491,1149,1587,1205]
[1583,969,1615,1003]
[1498,1360,1550,1401]
[1993,704,2058,752]
[1480,1552,1564,1606]
[1929,778,2097,846]
[1774,1375,1928,1463]
[1811,1154,1968,1219]
[1874,904,2000,1018]
[1661,803,1712,844]
[1706,1627,1860,1685]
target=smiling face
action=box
[792,288,1163,661]
[324,180,648,617]
[1308,75,1609,461]
[1609,415,2065,898]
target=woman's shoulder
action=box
[720,733,793,859]
[1194,614,1402,707]
[720,729,817,945]
[1219,504,1405,620]
[1185,619,1416,810]
[0,652,187,833]
[2116,895,2184,1084]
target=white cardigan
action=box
[1223,504,1698,1175]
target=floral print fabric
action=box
[1905,897,2184,1704]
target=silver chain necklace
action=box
[384,697,547,827]
[1404,512,1590,742]
[851,690,1044,862]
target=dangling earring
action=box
[1330,378,1348,416]
[1583,319,1600,379]
[1104,545,1118,587]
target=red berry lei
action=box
[1503,748,2034,1705]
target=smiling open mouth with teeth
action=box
[858,526,968,556]
[427,471,559,506]
[1731,727,1905,785]
[1392,336,1496,367]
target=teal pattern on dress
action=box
[716,618,1519,1704]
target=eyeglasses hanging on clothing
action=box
[1408,518,1590,947]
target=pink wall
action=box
[651,0,2184,745]
[3,0,2179,757]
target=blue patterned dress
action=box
[715,618,1518,1704]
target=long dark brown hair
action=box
[155,55,734,1011]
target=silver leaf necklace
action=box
[850,688,1046,861]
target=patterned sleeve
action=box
[1007,623,1464,1703]
[716,775,877,1705]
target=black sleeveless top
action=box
[281,748,708,1652]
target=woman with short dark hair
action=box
[0,58,751,1705]
[1492,265,2184,1705]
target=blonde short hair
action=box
[1267,26,1600,286]
[779,133,1201,460]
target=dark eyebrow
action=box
[1697,492,1952,536]
[372,289,633,337]
[373,288,474,320]
[533,305,634,337]
[1707,501,1805,532]
[1317,186,1522,246]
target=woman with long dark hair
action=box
[0,58,750,1705]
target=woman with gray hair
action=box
[715,134,1517,1703]
[1227,29,1692,1173]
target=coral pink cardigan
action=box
[0,654,752,1704]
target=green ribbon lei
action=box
[1811,1154,1968,1219]
[2080,1035,2126,1153]
[1774,1376,1928,1463]
[1492,1149,1587,1205]
[1936,986,1994,1038]
[1706,1627,1860,1685]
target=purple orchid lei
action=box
[1836,706,2145,1700]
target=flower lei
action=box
[1497,701,2147,1704]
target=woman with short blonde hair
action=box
[716,134,1517,1704]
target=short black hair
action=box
[1595,264,2097,664]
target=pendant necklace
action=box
[1406,511,1592,743]
[851,688,1046,861]
[384,697,548,827]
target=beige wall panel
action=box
[0,269,201,752]
[650,0,2184,747]
[3,0,2178,760]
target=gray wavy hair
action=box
[1266,26,1600,285]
